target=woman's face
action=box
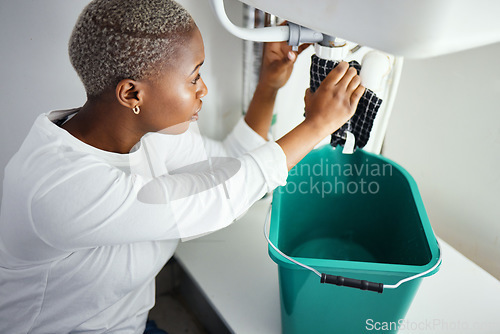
[140,26,208,135]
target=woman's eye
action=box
[191,73,201,84]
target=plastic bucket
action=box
[268,145,440,334]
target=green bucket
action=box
[268,145,440,334]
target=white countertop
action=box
[175,197,500,333]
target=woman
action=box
[0,0,364,332]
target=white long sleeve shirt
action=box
[0,109,288,333]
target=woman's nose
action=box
[197,77,208,99]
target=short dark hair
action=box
[69,0,194,97]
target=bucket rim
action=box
[268,145,441,279]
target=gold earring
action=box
[132,106,140,115]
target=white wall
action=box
[383,43,500,280]
[0,0,89,204]
[0,0,244,203]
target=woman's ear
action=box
[115,79,144,108]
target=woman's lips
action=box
[191,103,202,121]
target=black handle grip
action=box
[320,274,383,293]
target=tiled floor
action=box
[149,258,208,334]
[148,293,207,334]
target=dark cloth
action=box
[309,54,383,149]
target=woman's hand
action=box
[276,61,365,170]
[304,61,365,135]
[258,40,311,90]
[244,39,310,140]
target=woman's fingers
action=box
[350,85,365,107]
[337,66,359,91]
[304,88,312,107]
[306,61,365,115]
[346,73,362,94]
[297,43,312,55]
[320,61,351,88]
[326,62,364,106]
[282,42,311,63]
[286,51,297,62]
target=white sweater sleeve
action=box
[30,140,287,251]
